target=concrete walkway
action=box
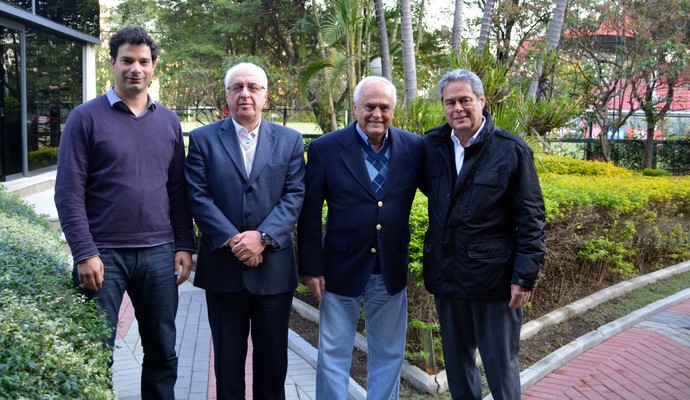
[3,170,690,399]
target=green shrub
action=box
[641,168,672,177]
[0,185,50,230]
[0,192,114,399]
[28,147,59,168]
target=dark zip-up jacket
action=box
[421,110,545,300]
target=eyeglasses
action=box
[227,82,266,94]
[444,97,476,109]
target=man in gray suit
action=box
[185,62,305,399]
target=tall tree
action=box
[625,0,690,168]
[414,0,425,54]
[308,0,338,131]
[399,0,418,112]
[451,0,464,56]
[563,1,643,161]
[476,0,495,55]
[527,0,568,100]
[374,0,393,81]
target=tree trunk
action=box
[374,0,392,81]
[528,0,568,99]
[451,0,464,56]
[311,0,337,131]
[476,0,495,55]
[415,0,425,54]
[399,0,418,112]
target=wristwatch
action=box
[260,231,276,248]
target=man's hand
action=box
[174,251,193,286]
[77,256,104,291]
[242,254,263,268]
[230,230,266,262]
[509,284,531,309]
[303,276,326,301]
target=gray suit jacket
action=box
[185,117,305,294]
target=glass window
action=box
[35,0,99,37]
[25,27,82,171]
[0,24,23,179]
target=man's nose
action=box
[130,62,142,73]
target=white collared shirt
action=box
[232,118,261,175]
[451,116,486,175]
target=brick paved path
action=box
[522,300,690,400]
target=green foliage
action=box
[407,191,428,285]
[0,190,114,399]
[446,43,513,112]
[28,147,59,169]
[391,97,445,135]
[0,186,50,230]
[537,155,634,177]
[577,235,635,279]
[641,168,672,177]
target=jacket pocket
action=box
[467,234,512,259]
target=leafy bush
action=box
[28,147,59,169]
[641,168,672,177]
[0,186,50,230]
[0,190,114,399]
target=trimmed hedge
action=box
[0,186,115,399]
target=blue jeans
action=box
[75,243,179,400]
[316,274,407,400]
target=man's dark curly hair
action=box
[109,26,159,62]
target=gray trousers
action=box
[435,297,522,400]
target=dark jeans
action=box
[76,242,178,400]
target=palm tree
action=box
[451,0,464,56]
[476,0,495,55]
[299,0,365,125]
[399,0,417,112]
[527,0,569,100]
[374,0,392,81]
[309,0,338,130]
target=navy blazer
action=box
[297,123,423,297]
[185,117,305,295]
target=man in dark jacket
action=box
[422,68,546,400]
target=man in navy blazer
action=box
[185,63,305,399]
[298,76,423,399]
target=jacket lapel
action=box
[217,118,248,180]
[339,124,377,197]
[380,128,406,198]
[248,119,277,184]
[429,124,455,182]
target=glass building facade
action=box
[0,0,99,181]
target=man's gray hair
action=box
[438,69,484,100]
[353,76,397,107]
[224,62,268,90]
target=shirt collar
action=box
[450,116,486,147]
[231,118,261,139]
[106,87,156,114]
[355,123,389,149]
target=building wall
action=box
[0,0,99,180]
